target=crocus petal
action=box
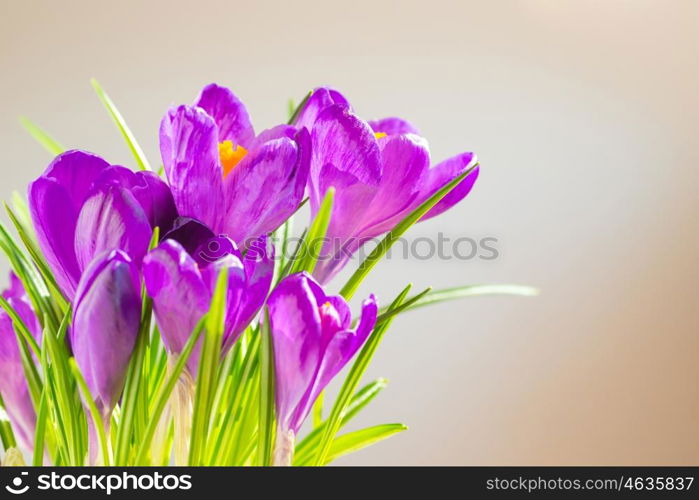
[313,295,377,398]
[357,134,431,238]
[160,105,225,233]
[295,294,377,431]
[221,130,310,245]
[71,250,141,415]
[95,166,178,233]
[28,177,81,299]
[417,152,479,221]
[200,251,247,354]
[28,149,110,299]
[309,105,381,211]
[268,273,323,433]
[368,117,420,136]
[39,150,111,208]
[2,273,26,301]
[161,217,216,263]
[292,87,350,131]
[308,106,383,283]
[143,240,211,373]
[194,83,255,148]
[0,280,41,451]
[269,273,378,434]
[222,235,275,350]
[311,164,380,284]
[248,124,296,150]
[194,234,239,267]
[74,185,152,272]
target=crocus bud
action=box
[143,234,273,375]
[28,150,177,300]
[71,250,141,418]
[268,272,377,464]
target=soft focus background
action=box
[1,0,697,465]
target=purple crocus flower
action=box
[159,83,311,247]
[28,150,178,301]
[143,234,274,374]
[71,250,142,419]
[0,273,41,451]
[293,88,480,283]
[268,272,377,463]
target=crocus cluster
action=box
[0,83,479,465]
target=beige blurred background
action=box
[1,0,697,465]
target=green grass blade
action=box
[32,389,49,465]
[0,296,41,356]
[189,268,228,465]
[208,331,260,465]
[43,310,83,465]
[0,395,17,450]
[287,90,312,125]
[4,204,68,315]
[257,310,275,466]
[313,284,412,465]
[19,116,64,155]
[312,391,324,429]
[69,358,110,466]
[134,317,205,465]
[277,228,307,283]
[387,284,540,315]
[277,216,294,277]
[290,188,334,275]
[90,78,152,171]
[293,378,388,465]
[373,286,432,327]
[10,192,36,240]
[113,300,152,465]
[340,163,479,300]
[324,423,407,464]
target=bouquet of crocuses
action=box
[0,81,535,467]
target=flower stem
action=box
[272,427,295,466]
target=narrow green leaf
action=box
[208,331,260,465]
[257,310,275,466]
[43,310,82,465]
[293,378,388,465]
[19,116,64,155]
[340,162,479,300]
[4,204,68,316]
[134,317,206,465]
[189,268,228,465]
[373,286,432,327]
[90,78,152,171]
[277,216,294,278]
[314,284,412,465]
[0,296,41,356]
[10,192,35,240]
[114,300,152,465]
[386,284,540,315]
[0,395,17,450]
[287,90,312,125]
[277,228,307,283]
[291,188,334,275]
[287,99,296,122]
[32,390,48,465]
[69,358,111,466]
[312,391,324,429]
[325,423,407,464]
